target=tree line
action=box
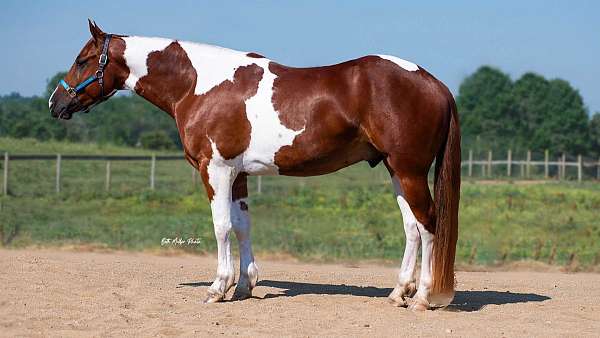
[1,68,599,155]
[0,72,180,150]
[458,66,600,157]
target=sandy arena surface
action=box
[0,249,599,337]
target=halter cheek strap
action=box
[60,34,112,98]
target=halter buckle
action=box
[66,87,77,98]
[99,53,108,65]
[95,70,104,79]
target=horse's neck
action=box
[121,36,249,116]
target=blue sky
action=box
[1,0,598,113]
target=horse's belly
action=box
[240,151,281,176]
[240,139,378,177]
[274,141,380,176]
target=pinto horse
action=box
[49,21,460,311]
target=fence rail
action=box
[2,152,187,196]
[463,150,600,181]
[2,150,600,197]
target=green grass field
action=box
[1,138,599,268]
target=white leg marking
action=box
[410,222,434,310]
[388,176,420,306]
[122,36,173,90]
[231,198,258,300]
[204,144,238,303]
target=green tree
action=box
[589,113,600,156]
[140,130,176,150]
[456,66,518,152]
[511,72,549,149]
[541,79,589,154]
[512,74,589,154]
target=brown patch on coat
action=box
[135,41,197,115]
[198,157,214,200]
[246,52,264,58]
[176,64,263,161]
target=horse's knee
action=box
[213,222,232,241]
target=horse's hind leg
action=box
[230,174,259,301]
[385,162,435,311]
[386,167,420,307]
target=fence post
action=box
[2,152,8,197]
[468,150,473,177]
[507,149,512,177]
[557,156,561,180]
[257,176,262,194]
[544,149,549,179]
[150,154,156,190]
[577,155,582,182]
[520,161,524,178]
[597,157,600,180]
[55,154,61,194]
[561,153,566,180]
[105,161,111,192]
[481,156,485,177]
[487,150,492,177]
[526,150,531,178]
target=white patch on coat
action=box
[122,36,173,90]
[376,54,419,72]
[179,41,304,175]
[178,42,256,96]
[242,58,304,175]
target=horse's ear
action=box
[88,19,104,42]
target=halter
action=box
[59,34,112,98]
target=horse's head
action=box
[49,20,128,119]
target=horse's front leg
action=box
[199,159,237,303]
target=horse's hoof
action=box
[387,282,416,307]
[231,287,252,301]
[203,290,225,304]
[388,296,408,307]
[408,297,429,312]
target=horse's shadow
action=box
[177,280,550,312]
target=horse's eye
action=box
[76,59,87,66]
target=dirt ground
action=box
[1,249,599,337]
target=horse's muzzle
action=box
[49,90,81,120]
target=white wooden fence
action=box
[2,150,600,197]
[464,149,600,181]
